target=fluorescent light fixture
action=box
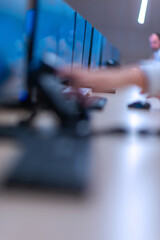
[138,0,148,24]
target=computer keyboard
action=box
[5,130,90,192]
[62,86,107,110]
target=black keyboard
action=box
[5,130,90,192]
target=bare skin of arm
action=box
[59,66,148,93]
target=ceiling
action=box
[66,0,160,64]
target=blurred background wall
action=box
[66,0,160,64]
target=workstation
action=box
[1,0,160,240]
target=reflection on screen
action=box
[33,0,62,67]
[0,0,27,100]
[58,2,75,69]
[82,21,92,68]
[90,28,102,68]
[72,13,85,68]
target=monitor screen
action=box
[82,21,92,68]
[99,35,104,68]
[102,40,114,64]
[90,28,102,69]
[32,0,62,67]
[57,2,75,69]
[108,42,114,61]
[72,13,85,68]
[101,40,120,67]
[101,36,108,67]
[112,47,120,63]
[0,0,28,101]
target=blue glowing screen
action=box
[82,21,92,68]
[90,28,102,68]
[0,0,27,100]
[72,13,85,67]
[57,2,75,68]
[33,0,62,65]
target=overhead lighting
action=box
[138,0,148,24]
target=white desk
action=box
[0,86,160,240]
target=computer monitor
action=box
[90,28,102,69]
[72,13,85,68]
[32,0,62,68]
[57,2,76,69]
[99,35,104,68]
[101,40,115,65]
[104,43,120,67]
[101,36,108,67]
[108,42,114,61]
[82,21,92,68]
[112,47,120,64]
[0,0,28,102]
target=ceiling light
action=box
[138,0,148,24]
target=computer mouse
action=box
[107,127,129,135]
[127,101,151,110]
[137,129,153,135]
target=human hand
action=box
[58,67,117,93]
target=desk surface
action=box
[1,86,160,240]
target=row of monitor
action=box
[0,0,120,95]
[31,0,120,69]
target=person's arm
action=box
[59,60,160,98]
[59,66,147,93]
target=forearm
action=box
[76,66,147,92]
[60,61,160,96]
[109,66,147,90]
